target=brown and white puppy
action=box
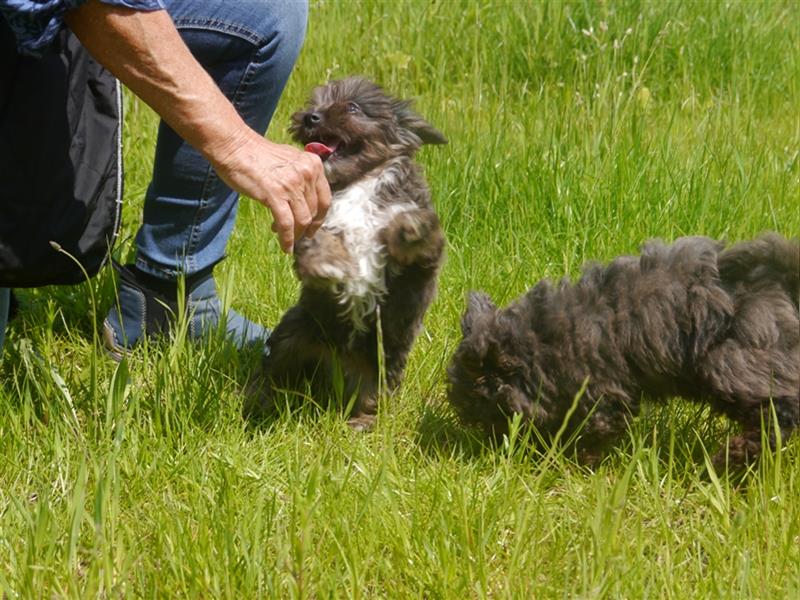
[248,77,447,429]
[447,234,800,471]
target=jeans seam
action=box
[173,18,267,46]
[137,287,147,341]
[186,170,216,273]
[230,45,260,117]
[135,256,171,279]
[188,298,196,338]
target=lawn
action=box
[1,0,799,597]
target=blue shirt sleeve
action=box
[1,0,165,56]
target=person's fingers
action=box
[289,189,313,242]
[289,153,329,239]
[269,198,295,253]
[301,155,322,215]
[307,164,331,238]
[296,158,319,236]
[300,193,321,239]
[305,221,323,239]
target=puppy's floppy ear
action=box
[461,291,496,336]
[396,102,448,145]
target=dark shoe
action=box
[102,263,269,360]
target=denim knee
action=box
[250,0,308,65]
[166,0,308,61]
[160,0,308,137]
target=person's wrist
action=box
[200,119,257,175]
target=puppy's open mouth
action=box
[304,140,340,161]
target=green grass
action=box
[2,0,799,596]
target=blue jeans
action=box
[134,0,308,279]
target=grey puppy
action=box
[247,77,446,429]
[447,234,799,470]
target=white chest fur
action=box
[321,172,415,332]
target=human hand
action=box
[209,127,331,253]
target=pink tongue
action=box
[304,142,335,159]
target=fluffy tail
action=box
[718,233,800,307]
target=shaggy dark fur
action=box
[447,234,800,470]
[247,77,446,429]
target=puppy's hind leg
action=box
[711,429,763,473]
[341,352,380,432]
[701,281,800,471]
[710,394,800,473]
[244,307,329,421]
[700,340,800,472]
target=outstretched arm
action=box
[65,0,330,253]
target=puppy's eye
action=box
[346,102,361,114]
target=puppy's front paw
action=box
[242,370,277,422]
[383,210,443,266]
[347,413,376,432]
[294,232,355,283]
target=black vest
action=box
[0,21,122,287]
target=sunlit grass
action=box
[1,0,798,597]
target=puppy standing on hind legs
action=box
[247,77,447,429]
[447,234,800,472]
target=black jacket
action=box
[0,21,122,287]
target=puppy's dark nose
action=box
[304,112,322,127]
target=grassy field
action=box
[2,0,799,596]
